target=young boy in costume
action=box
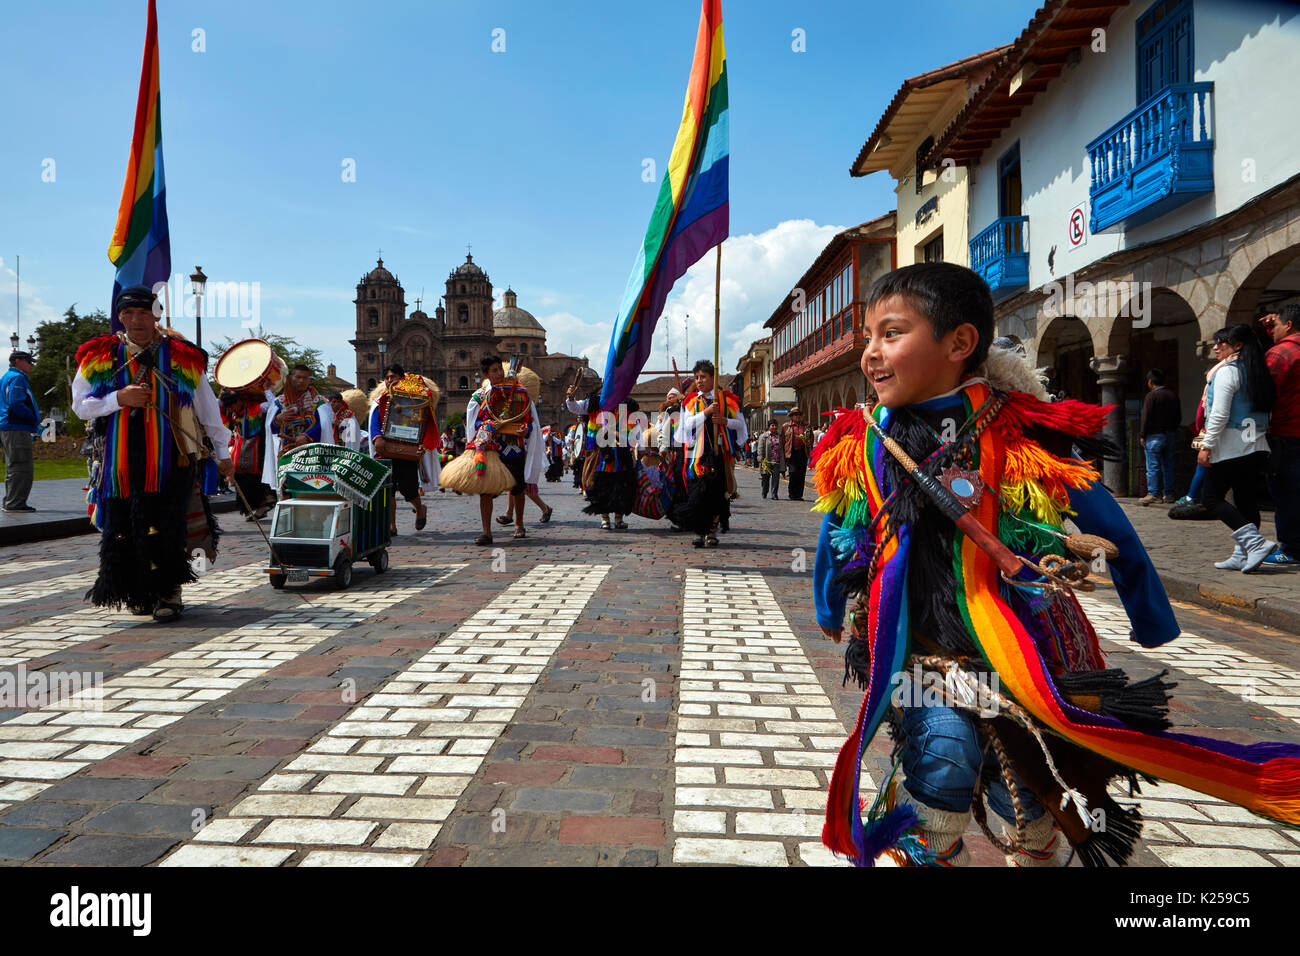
[813,263,1300,866]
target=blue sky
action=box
[0,0,1039,379]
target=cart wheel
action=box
[333,557,353,590]
[369,549,389,574]
[269,572,287,590]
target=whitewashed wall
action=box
[966,0,1300,292]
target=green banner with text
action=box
[277,443,391,507]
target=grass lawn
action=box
[0,457,89,482]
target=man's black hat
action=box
[114,284,158,313]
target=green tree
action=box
[210,333,327,392]
[28,306,111,437]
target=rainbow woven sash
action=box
[818,381,1300,865]
[583,405,636,473]
[76,333,203,499]
[681,390,740,478]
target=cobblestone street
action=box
[2,465,1298,867]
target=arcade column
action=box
[1089,354,1128,495]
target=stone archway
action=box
[1226,244,1300,329]
[1107,287,1200,413]
[1036,314,1097,403]
[1103,287,1200,496]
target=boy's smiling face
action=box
[860,293,978,407]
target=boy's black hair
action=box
[383,363,405,377]
[1147,368,1165,386]
[292,363,312,374]
[864,262,993,374]
[480,355,503,375]
[327,390,344,402]
[692,359,715,377]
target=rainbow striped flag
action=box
[107,0,170,332]
[599,0,728,410]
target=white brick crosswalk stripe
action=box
[0,562,269,667]
[0,566,467,809]
[0,569,110,607]
[671,569,863,867]
[160,562,611,867]
[0,558,78,581]
[1080,593,1300,866]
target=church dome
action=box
[452,252,485,279]
[365,258,397,283]
[493,288,545,337]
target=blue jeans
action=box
[1143,430,1176,497]
[1187,463,1207,500]
[899,702,1044,825]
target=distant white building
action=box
[928,0,1300,493]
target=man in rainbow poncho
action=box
[671,360,747,548]
[73,286,234,622]
[813,264,1300,866]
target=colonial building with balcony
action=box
[735,336,796,438]
[851,45,1008,269]
[764,214,896,423]
[927,0,1300,494]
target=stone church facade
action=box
[348,254,600,426]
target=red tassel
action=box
[996,392,1115,442]
[812,407,869,467]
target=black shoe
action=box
[3,504,36,512]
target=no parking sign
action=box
[1068,203,1088,249]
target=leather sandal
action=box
[153,600,183,622]
[415,503,427,531]
[540,507,553,523]
[513,527,527,539]
[496,515,513,525]
[474,533,493,546]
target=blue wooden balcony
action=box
[969,216,1029,300]
[1087,82,1214,232]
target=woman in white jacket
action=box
[1199,324,1278,571]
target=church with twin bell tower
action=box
[348,250,599,425]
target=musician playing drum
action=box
[72,285,234,622]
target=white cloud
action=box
[531,219,846,379]
[0,256,65,346]
[654,219,846,374]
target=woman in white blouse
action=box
[1199,324,1278,571]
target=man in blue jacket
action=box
[1,350,41,512]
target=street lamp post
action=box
[190,266,207,349]
[8,331,18,352]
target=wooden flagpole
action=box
[713,244,721,456]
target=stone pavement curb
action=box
[1142,570,1300,636]
[1106,499,1300,635]
[0,492,240,547]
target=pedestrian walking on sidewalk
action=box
[756,420,784,499]
[1263,304,1300,565]
[781,407,811,501]
[1138,368,1180,504]
[1,349,41,512]
[1200,324,1278,572]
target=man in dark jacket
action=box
[1,350,41,512]
[1139,368,1180,505]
